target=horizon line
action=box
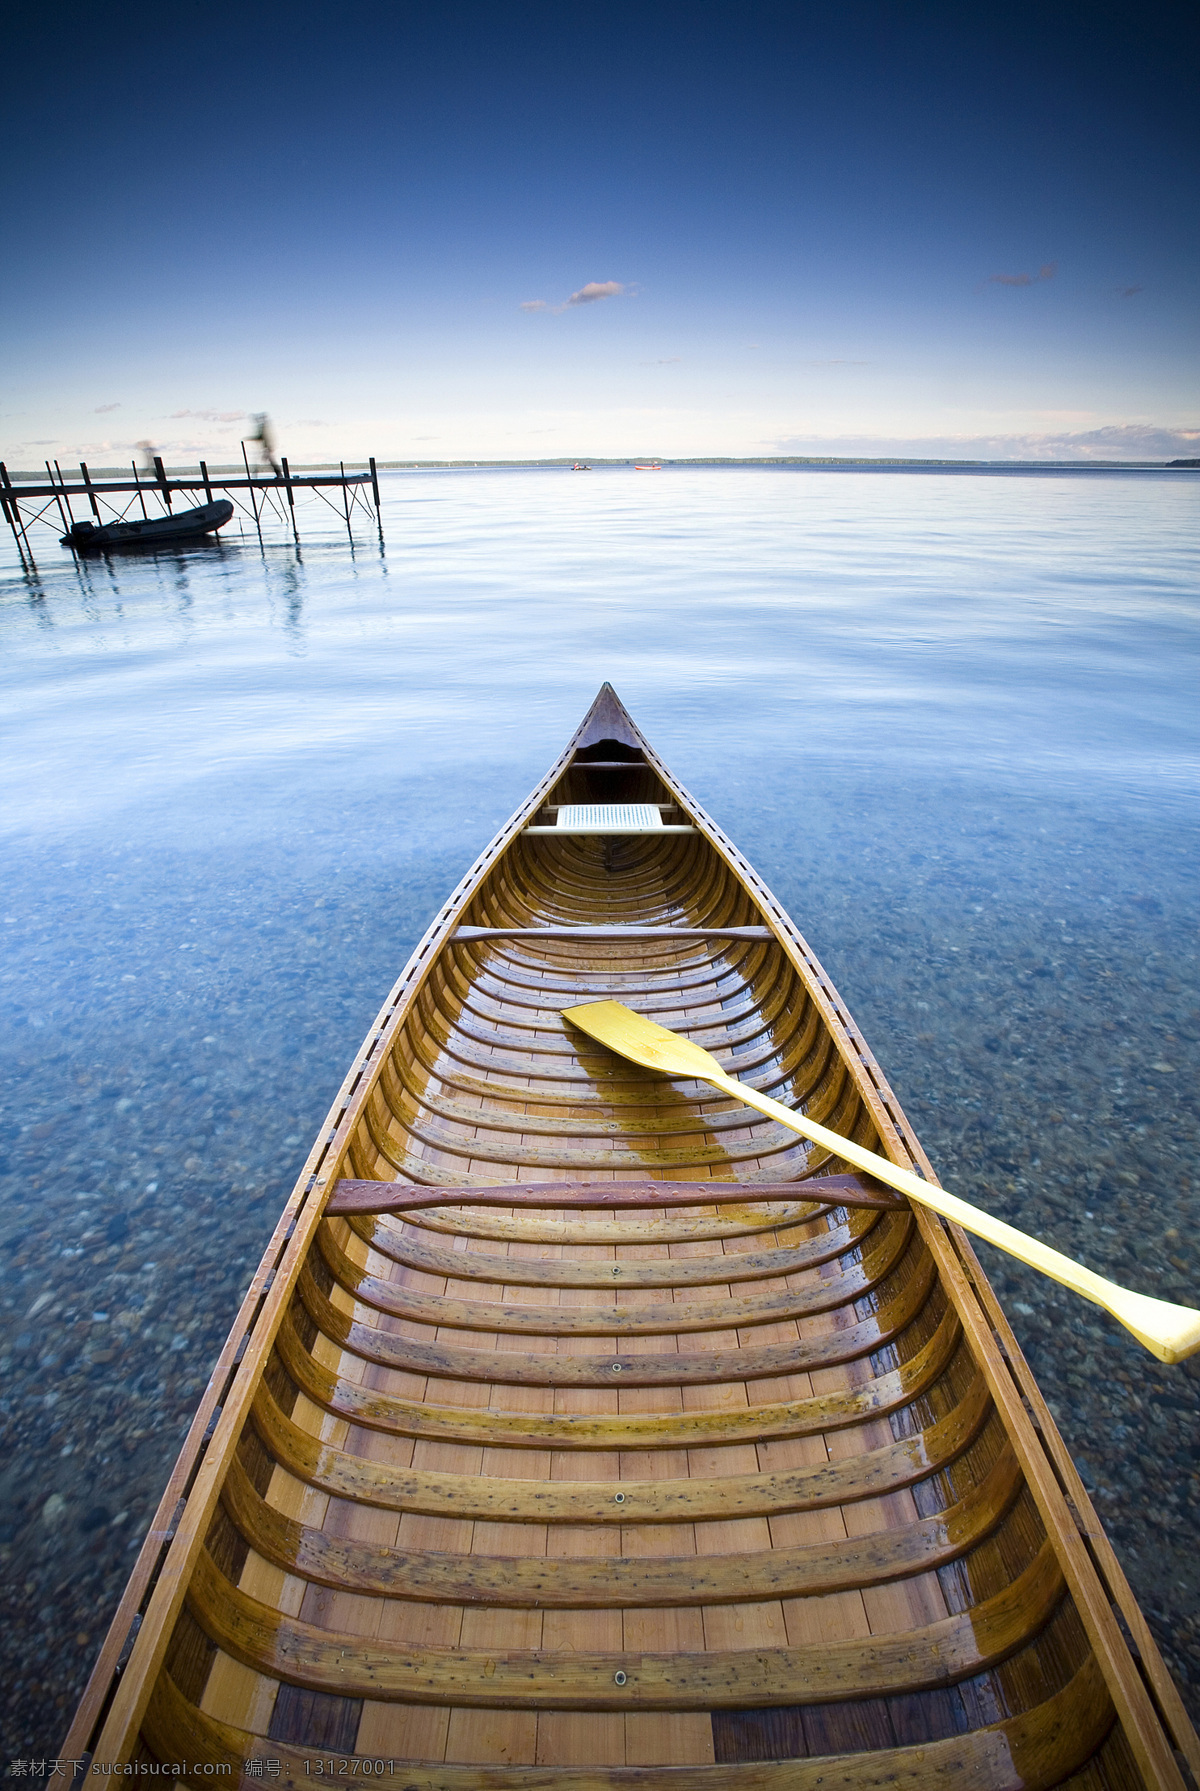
[4,454,1199,479]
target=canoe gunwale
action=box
[69,685,1197,1786]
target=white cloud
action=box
[566,281,624,306]
[94,403,121,414]
[168,408,247,422]
[520,280,627,315]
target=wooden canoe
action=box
[67,685,1198,1788]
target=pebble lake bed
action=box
[1,464,1198,1753]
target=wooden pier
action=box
[0,453,384,566]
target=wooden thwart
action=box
[326,1172,906,1216]
[453,925,775,940]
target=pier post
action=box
[281,456,299,543]
[200,460,213,505]
[153,455,172,511]
[55,463,75,526]
[132,462,149,519]
[0,462,18,536]
[241,441,261,529]
[45,462,71,536]
[369,456,381,512]
[1,463,36,563]
[80,462,101,519]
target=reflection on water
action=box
[0,467,1197,1746]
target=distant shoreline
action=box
[5,455,1199,481]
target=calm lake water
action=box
[1,466,1198,1749]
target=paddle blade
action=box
[563,1000,723,1080]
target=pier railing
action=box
[0,453,384,565]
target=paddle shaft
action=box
[705,1066,1200,1364]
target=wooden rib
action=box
[274,1301,963,1448]
[470,954,767,1000]
[463,940,775,1001]
[248,1366,991,1522]
[296,1247,937,1384]
[393,981,818,1090]
[315,1215,916,1336]
[346,1203,886,1287]
[145,1650,1116,1789]
[380,1070,787,1139]
[187,1537,1064,1707]
[361,1107,807,1173]
[222,1441,1023,1607]
[377,1201,833,1244]
[438,948,792,1030]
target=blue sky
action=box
[2,1,1197,464]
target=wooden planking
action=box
[297,1249,939,1386]
[188,1537,1065,1707]
[345,1205,886,1287]
[314,1214,915,1336]
[249,1367,992,1523]
[222,1441,1023,1607]
[145,1645,1118,1789]
[375,1202,837,1244]
[273,1302,964,1450]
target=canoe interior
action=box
[69,688,1197,1788]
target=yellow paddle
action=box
[562,999,1200,1365]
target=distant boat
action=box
[571,462,592,471]
[634,461,662,471]
[61,498,234,552]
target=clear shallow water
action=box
[1,467,1198,1748]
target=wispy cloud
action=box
[520,280,628,315]
[94,402,121,414]
[640,357,681,365]
[169,408,246,422]
[798,359,868,366]
[773,423,1200,462]
[567,280,624,306]
[984,262,1057,288]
